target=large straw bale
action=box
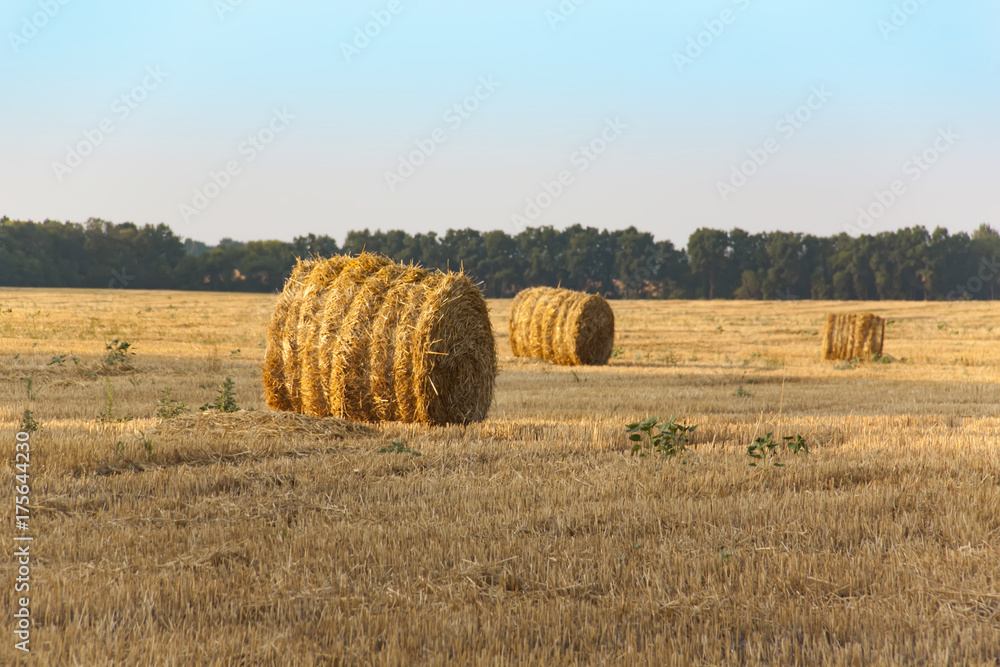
[509,287,615,366]
[264,254,497,425]
[822,313,885,360]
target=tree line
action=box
[1,216,996,301]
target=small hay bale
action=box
[509,287,615,366]
[263,253,497,425]
[822,313,885,360]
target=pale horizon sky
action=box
[2,1,998,248]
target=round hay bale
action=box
[509,287,615,366]
[263,253,497,425]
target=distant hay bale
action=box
[263,253,497,425]
[822,313,885,360]
[509,287,615,366]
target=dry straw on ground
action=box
[152,410,366,441]
[509,286,615,366]
[822,313,886,360]
[263,253,497,425]
[5,291,1000,664]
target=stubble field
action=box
[2,288,999,665]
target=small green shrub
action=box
[157,387,189,419]
[201,377,239,413]
[104,339,135,367]
[785,434,809,456]
[747,433,809,468]
[99,377,133,423]
[18,409,39,434]
[114,431,153,457]
[138,431,153,455]
[627,416,697,459]
[747,433,782,467]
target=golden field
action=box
[2,288,999,665]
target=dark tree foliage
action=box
[0,216,996,300]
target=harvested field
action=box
[1,289,999,665]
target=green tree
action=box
[688,228,730,299]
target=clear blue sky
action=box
[2,0,998,247]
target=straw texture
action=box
[509,287,615,366]
[152,410,366,442]
[262,260,316,412]
[264,254,497,425]
[822,313,885,360]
